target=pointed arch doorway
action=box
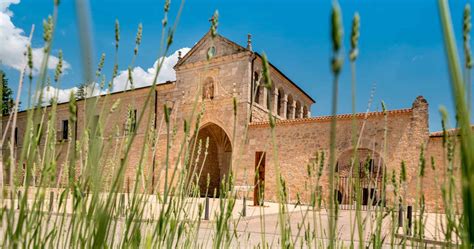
[191,123,232,197]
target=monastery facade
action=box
[2,30,456,212]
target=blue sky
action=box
[0,0,472,131]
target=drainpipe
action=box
[250,52,257,123]
[248,33,257,123]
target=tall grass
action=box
[0,0,472,248]
[328,3,343,248]
[438,0,474,247]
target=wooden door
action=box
[254,151,266,206]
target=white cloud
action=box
[112,47,190,92]
[38,48,190,104]
[0,0,70,73]
[39,85,78,104]
[0,0,19,16]
[37,82,107,105]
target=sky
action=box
[0,0,473,132]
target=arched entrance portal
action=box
[336,148,384,207]
[192,123,232,197]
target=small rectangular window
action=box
[14,127,18,146]
[62,120,68,140]
[130,109,137,132]
[125,109,137,135]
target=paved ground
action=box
[196,199,454,248]
[0,193,458,248]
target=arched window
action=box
[263,88,275,110]
[277,88,285,117]
[303,106,309,118]
[286,95,293,119]
[295,101,302,119]
[269,87,276,113]
[254,72,260,105]
[203,77,215,100]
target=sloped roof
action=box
[174,31,246,68]
[174,30,315,103]
[254,52,315,103]
[12,81,175,114]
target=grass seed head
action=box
[350,12,360,61]
[331,57,343,75]
[439,106,449,147]
[43,15,53,43]
[164,0,170,13]
[27,45,33,80]
[27,45,33,70]
[128,67,134,88]
[54,50,63,82]
[269,114,275,128]
[210,10,219,38]
[331,2,343,75]
[164,104,171,124]
[115,19,120,49]
[419,146,425,177]
[135,23,143,55]
[167,30,174,46]
[261,53,273,89]
[110,99,120,113]
[400,160,406,183]
[162,15,168,27]
[113,64,118,79]
[464,4,473,68]
[68,91,77,123]
[331,3,343,53]
[96,53,106,77]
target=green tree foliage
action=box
[0,70,15,115]
[76,82,86,100]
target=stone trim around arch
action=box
[190,122,233,197]
[336,148,384,179]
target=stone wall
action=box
[1,86,157,190]
[0,30,459,214]
[424,133,463,212]
[152,48,253,194]
[240,96,431,210]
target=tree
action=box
[0,70,14,115]
[76,82,87,100]
[0,69,15,188]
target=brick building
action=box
[1,30,456,212]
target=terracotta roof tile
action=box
[430,126,474,137]
[249,108,413,127]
